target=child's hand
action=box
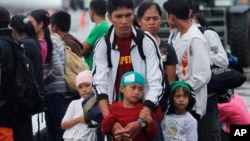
[139,108,153,127]
[114,128,131,141]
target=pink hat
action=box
[75,70,93,88]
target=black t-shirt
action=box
[159,39,178,67]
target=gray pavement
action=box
[235,67,250,112]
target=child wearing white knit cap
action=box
[61,70,97,141]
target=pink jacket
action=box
[218,93,250,133]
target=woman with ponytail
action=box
[28,9,67,141]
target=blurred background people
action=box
[81,0,109,70]
[51,10,83,57]
[10,14,44,141]
[29,9,67,141]
[0,7,16,141]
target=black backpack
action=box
[0,35,44,115]
[197,26,246,93]
[104,26,170,112]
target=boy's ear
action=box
[120,86,124,93]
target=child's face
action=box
[120,84,143,103]
[173,88,189,113]
[77,82,92,98]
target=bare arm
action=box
[81,42,91,57]
[165,65,176,83]
[61,115,84,130]
[99,99,110,117]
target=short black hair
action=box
[137,1,162,20]
[163,0,190,20]
[107,0,134,15]
[90,0,107,18]
[50,11,71,32]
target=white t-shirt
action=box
[162,112,198,141]
[203,28,229,68]
[62,97,96,141]
[173,24,211,117]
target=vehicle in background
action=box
[157,0,250,67]
[0,0,63,14]
[193,0,250,67]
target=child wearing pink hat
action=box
[61,70,97,141]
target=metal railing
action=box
[200,7,228,47]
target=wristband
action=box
[137,118,148,128]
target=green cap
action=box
[121,71,145,86]
[119,71,145,101]
[170,81,191,94]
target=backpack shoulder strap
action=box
[105,34,112,68]
[105,26,146,68]
[105,26,114,68]
[63,35,83,50]
[135,28,145,60]
[82,92,97,126]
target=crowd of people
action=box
[0,0,249,141]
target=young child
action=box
[61,70,96,141]
[218,93,250,141]
[101,71,158,141]
[161,81,197,141]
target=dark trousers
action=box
[151,119,164,141]
[13,114,33,141]
[45,93,66,141]
[220,129,229,141]
[198,94,221,141]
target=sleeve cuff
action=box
[144,100,157,112]
[96,93,109,102]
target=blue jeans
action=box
[198,94,221,141]
[45,93,66,141]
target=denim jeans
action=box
[198,94,221,141]
[45,93,66,141]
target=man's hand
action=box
[143,106,152,114]
[124,121,142,139]
[139,108,154,127]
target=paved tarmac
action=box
[234,67,250,112]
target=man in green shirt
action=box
[82,0,109,70]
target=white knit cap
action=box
[75,70,93,88]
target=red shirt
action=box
[101,102,158,141]
[114,36,133,101]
